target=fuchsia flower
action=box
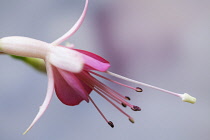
[0,0,196,134]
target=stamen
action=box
[131,106,141,111]
[129,118,135,123]
[121,103,127,107]
[89,96,109,123]
[82,72,135,108]
[93,77,130,101]
[77,72,132,109]
[95,84,139,112]
[94,88,134,120]
[136,87,143,92]
[108,121,114,128]
[125,96,131,100]
[89,71,138,91]
[93,84,122,104]
[96,84,134,108]
[106,71,196,104]
[76,72,137,124]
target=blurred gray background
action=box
[0,0,209,140]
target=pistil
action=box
[106,71,196,104]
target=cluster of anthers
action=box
[0,0,196,134]
[79,70,196,127]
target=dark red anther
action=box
[136,87,143,92]
[108,121,114,128]
[125,96,131,100]
[131,106,141,111]
[121,103,127,107]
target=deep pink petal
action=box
[53,66,92,106]
[58,68,91,102]
[75,49,110,72]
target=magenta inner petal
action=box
[75,49,110,72]
[53,67,92,106]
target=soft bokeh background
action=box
[0,0,209,140]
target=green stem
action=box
[10,55,46,73]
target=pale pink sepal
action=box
[23,62,54,135]
[0,36,50,59]
[53,67,92,106]
[75,49,110,72]
[48,47,84,73]
[51,0,89,45]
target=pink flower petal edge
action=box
[75,49,110,72]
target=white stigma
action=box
[180,93,196,104]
